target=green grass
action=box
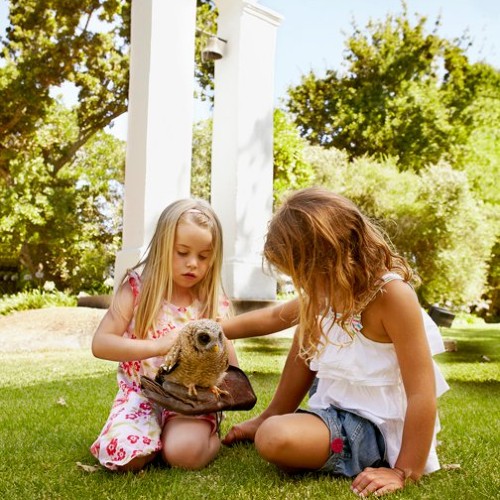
[0,325,499,499]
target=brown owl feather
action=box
[155,319,229,398]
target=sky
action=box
[1,0,499,140]
[262,0,500,100]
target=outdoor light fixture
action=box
[201,35,227,62]
[197,28,227,62]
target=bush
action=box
[0,290,76,316]
[304,148,497,309]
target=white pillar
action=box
[114,0,197,286]
[211,0,282,301]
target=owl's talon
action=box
[210,386,229,399]
[187,384,198,397]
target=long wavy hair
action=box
[124,199,225,339]
[263,187,417,360]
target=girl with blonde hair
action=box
[91,199,237,472]
[221,187,448,497]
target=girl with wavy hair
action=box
[222,187,448,497]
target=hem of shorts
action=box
[299,405,389,471]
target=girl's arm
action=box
[91,282,178,362]
[221,298,299,340]
[352,280,437,496]
[223,330,316,445]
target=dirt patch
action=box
[0,307,106,352]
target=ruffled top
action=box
[308,273,449,474]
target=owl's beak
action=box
[212,345,219,353]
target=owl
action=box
[155,319,229,398]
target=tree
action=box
[0,0,217,291]
[0,0,130,179]
[286,4,499,172]
[0,100,125,292]
[0,0,218,179]
[272,109,315,205]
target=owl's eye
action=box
[198,333,211,345]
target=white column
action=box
[114,0,197,286]
[211,0,282,301]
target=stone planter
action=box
[77,294,112,309]
[429,306,455,328]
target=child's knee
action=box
[162,433,220,470]
[255,416,294,461]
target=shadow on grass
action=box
[236,337,292,357]
[439,325,499,364]
[440,378,500,398]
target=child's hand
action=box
[156,329,180,357]
[351,467,407,497]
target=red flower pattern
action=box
[106,438,118,456]
[120,360,141,377]
[331,437,344,454]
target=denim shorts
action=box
[297,405,387,477]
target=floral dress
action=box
[90,270,230,470]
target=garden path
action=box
[0,306,294,353]
[0,307,106,352]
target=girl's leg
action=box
[161,416,220,469]
[117,453,158,473]
[91,391,164,472]
[255,413,330,472]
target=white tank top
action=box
[308,273,449,474]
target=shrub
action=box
[0,290,76,316]
[304,148,496,309]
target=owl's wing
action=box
[161,340,182,374]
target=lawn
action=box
[0,324,498,499]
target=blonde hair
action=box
[125,199,225,339]
[263,187,416,360]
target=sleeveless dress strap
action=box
[360,272,404,311]
[127,269,141,305]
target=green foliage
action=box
[0,101,125,292]
[0,0,130,177]
[194,0,218,101]
[404,164,495,307]
[0,290,76,315]
[0,1,217,175]
[0,1,219,293]
[286,5,500,173]
[191,119,213,201]
[304,147,496,308]
[272,110,315,205]
[481,240,500,322]
[451,63,500,206]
